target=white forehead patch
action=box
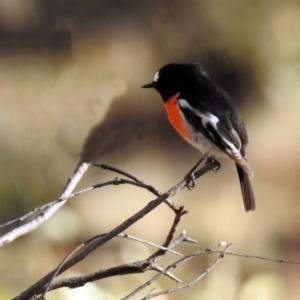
[153,71,160,82]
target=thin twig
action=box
[0,161,90,247]
[148,207,188,260]
[38,235,101,299]
[42,231,192,292]
[45,242,300,297]
[122,243,231,300]
[0,202,52,229]
[14,161,217,300]
[95,163,145,184]
[209,250,300,264]
[142,243,232,299]
[151,265,181,283]
[117,233,183,257]
[0,176,159,232]
[95,163,180,211]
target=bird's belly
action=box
[185,125,224,157]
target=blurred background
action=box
[0,0,300,299]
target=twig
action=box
[122,243,231,300]
[14,161,217,300]
[38,209,192,295]
[141,243,232,299]
[95,163,180,211]
[45,231,192,292]
[117,233,183,257]
[32,239,300,298]
[38,235,101,299]
[148,207,188,260]
[209,250,300,264]
[95,163,145,184]
[0,161,90,247]
[0,162,185,235]
[0,203,53,229]
[0,178,141,232]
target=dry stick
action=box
[118,233,183,257]
[0,172,158,231]
[97,164,179,211]
[0,162,150,244]
[147,207,188,263]
[0,170,87,230]
[14,160,217,300]
[122,243,231,300]
[46,261,158,291]
[45,243,300,296]
[0,203,50,229]
[46,230,192,292]
[96,164,146,184]
[208,250,300,264]
[141,243,232,300]
[0,160,90,247]
[38,234,104,299]
[40,227,186,298]
[0,165,177,242]
[142,207,191,284]
[0,163,101,231]
[131,242,300,300]
[63,178,157,200]
[42,196,190,296]
[0,161,88,230]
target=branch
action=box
[14,160,217,300]
[209,250,300,264]
[43,230,192,293]
[40,208,187,298]
[0,161,90,247]
[122,242,231,300]
[117,233,183,257]
[96,164,180,211]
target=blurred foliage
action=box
[0,0,300,299]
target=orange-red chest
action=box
[164,94,188,140]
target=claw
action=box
[185,172,196,190]
[206,158,221,172]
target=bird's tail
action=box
[235,164,256,211]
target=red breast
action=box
[164,94,189,140]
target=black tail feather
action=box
[236,164,255,211]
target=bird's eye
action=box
[153,71,160,83]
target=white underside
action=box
[184,121,225,157]
[177,99,225,157]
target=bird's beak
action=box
[142,81,157,89]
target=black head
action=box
[142,63,207,100]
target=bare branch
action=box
[39,235,101,299]
[14,161,216,299]
[123,243,231,300]
[95,163,147,184]
[148,206,188,261]
[117,233,183,257]
[95,163,180,211]
[0,161,90,247]
[141,243,232,299]
[209,250,300,264]
[44,230,191,293]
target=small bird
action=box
[142,63,255,211]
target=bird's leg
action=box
[206,157,221,172]
[185,153,208,190]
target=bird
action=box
[142,62,255,211]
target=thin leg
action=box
[185,153,209,190]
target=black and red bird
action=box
[142,63,255,211]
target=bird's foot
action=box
[185,172,196,190]
[206,157,221,172]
